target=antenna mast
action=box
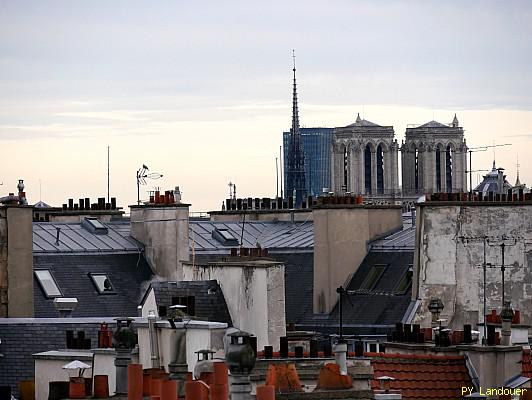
[107,146,110,203]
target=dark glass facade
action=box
[283,127,333,197]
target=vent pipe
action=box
[148,310,160,368]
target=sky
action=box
[1,1,532,212]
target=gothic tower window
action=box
[414,146,419,192]
[446,144,453,192]
[343,146,348,191]
[365,144,372,194]
[436,145,442,192]
[377,144,384,194]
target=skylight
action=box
[395,266,413,293]
[212,228,239,246]
[359,265,386,290]
[82,217,108,235]
[89,273,114,294]
[35,270,62,298]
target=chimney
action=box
[53,297,78,317]
[313,204,402,313]
[497,169,505,195]
[130,197,190,280]
[500,301,514,346]
[17,179,27,205]
[0,200,34,317]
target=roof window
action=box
[212,228,239,246]
[89,273,115,294]
[35,270,62,298]
[359,265,386,290]
[82,217,108,235]
[395,266,413,293]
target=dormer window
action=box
[89,273,115,294]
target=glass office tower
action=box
[283,127,333,197]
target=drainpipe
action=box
[148,310,160,368]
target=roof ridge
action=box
[366,352,465,361]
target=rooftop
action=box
[189,220,313,253]
[369,352,473,400]
[33,220,142,254]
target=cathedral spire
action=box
[292,49,299,136]
[452,113,459,127]
[286,50,307,207]
[515,154,521,186]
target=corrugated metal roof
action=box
[189,220,314,253]
[33,221,142,253]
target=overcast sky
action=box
[1,1,532,211]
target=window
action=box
[212,228,239,246]
[35,270,62,298]
[364,145,372,194]
[377,145,384,194]
[395,266,413,293]
[435,146,442,192]
[446,145,453,193]
[89,273,114,294]
[359,265,386,290]
[171,296,196,316]
[82,217,108,235]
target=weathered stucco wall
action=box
[182,260,286,350]
[313,205,402,314]
[414,203,532,329]
[6,206,34,317]
[130,205,190,280]
[0,208,7,317]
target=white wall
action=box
[93,350,117,396]
[182,260,286,350]
[34,352,93,400]
[137,320,227,373]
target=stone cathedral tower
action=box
[331,114,400,199]
[401,115,468,196]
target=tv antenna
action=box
[465,143,511,194]
[136,164,163,205]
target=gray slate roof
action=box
[346,119,381,127]
[295,251,414,335]
[143,280,232,325]
[33,221,142,254]
[34,253,154,317]
[189,220,313,253]
[418,120,449,128]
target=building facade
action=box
[401,115,468,196]
[331,114,400,199]
[283,127,333,197]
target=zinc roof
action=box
[33,221,142,254]
[189,220,314,253]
